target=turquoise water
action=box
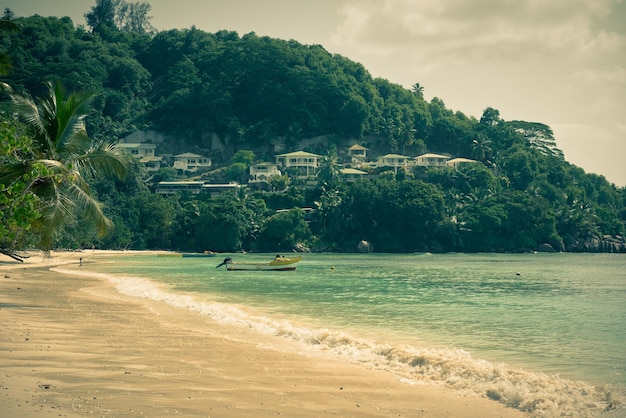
[59,252,626,416]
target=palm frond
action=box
[77,140,130,180]
[9,92,51,156]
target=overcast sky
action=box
[6,0,626,186]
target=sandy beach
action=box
[0,251,531,417]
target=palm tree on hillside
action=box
[317,147,341,189]
[2,81,129,253]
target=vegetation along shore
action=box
[1,0,625,259]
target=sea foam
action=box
[53,267,619,417]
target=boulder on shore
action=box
[357,240,374,253]
[537,243,556,253]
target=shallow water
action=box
[66,252,626,416]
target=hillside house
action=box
[347,144,368,163]
[376,154,409,173]
[173,153,212,175]
[413,153,450,168]
[447,157,478,169]
[340,167,368,182]
[140,156,164,172]
[156,181,203,194]
[156,181,240,196]
[117,142,156,159]
[249,162,282,183]
[275,151,321,177]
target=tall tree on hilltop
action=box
[85,0,116,33]
[0,8,19,76]
[412,83,424,99]
[2,81,129,253]
[86,0,155,35]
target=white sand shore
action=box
[0,251,530,417]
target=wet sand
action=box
[0,251,529,417]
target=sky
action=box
[5,0,626,186]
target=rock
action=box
[293,243,311,253]
[357,240,373,253]
[537,243,556,252]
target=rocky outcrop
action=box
[293,243,311,253]
[537,243,556,252]
[565,235,626,253]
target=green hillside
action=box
[1,5,624,254]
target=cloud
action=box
[331,0,625,63]
[572,66,626,84]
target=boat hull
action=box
[224,256,302,271]
[158,252,216,258]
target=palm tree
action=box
[2,81,129,253]
[317,148,341,188]
[412,83,424,99]
[471,136,492,162]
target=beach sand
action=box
[0,251,529,417]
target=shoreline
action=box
[0,251,585,416]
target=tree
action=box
[317,147,341,188]
[3,81,129,253]
[86,0,155,35]
[0,8,19,76]
[0,121,43,257]
[508,120,564,159]
[256,209,311,252]
[412,83,424,99]
[115,0,155,34]
[85,0,116,33]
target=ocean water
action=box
[57,252,626,417]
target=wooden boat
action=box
[216,256,302,271]
[158,251,216,258]
[181,251,216,258]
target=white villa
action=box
[340,167,368,182]
[413,153,450,168]
[117,142,156,159]
[447,157,478,169]
[249,162,282,183]
[139,156,164,172]
[275,151,321,177]
[376,154,410,173]
[156,181,204,194]
[347,144,368,163]
[173,153,212,174]
[156,181,240,196]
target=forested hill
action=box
[1,10,625,253]
[3,13,559,159]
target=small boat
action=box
[216,255,302,271]
[182,251,216,258]
[158,251,216,258]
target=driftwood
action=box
[0,249,24,262]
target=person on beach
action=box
[79,257,83,266]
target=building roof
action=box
[276,151,321,158]
[340,168,368,175]
[348,144,368,150]
[378,154,409,159]
[174,152,206,158]
[447,158,477,164]
[415,153,450,159]
[117,142,156,149]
